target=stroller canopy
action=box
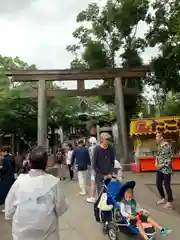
[116,181,136,202]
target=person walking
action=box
[92,132,115,195]
[0,146,15,206]
[56,148,66,181]
[5,146,68,240]
[155,131,173,209]
[71,139,91,195]
[22,152,31,174]
[87,137,98,203]
[64,143,74,182]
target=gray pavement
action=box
[1,171,180,240]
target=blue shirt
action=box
[71,146,91,171]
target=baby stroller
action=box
[94,180,156,240]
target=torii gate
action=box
[6,66,150,163]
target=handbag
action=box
[98,193,113,211]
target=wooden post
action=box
[37,80,47,147]
[77,80,85,90]
[96,125,100,144]
[114,77,128,164]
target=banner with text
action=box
[130,116,180,136]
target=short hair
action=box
[29,146,48,170]
[125,188,134,194]
[100,132,111,139]
[68,143,73,150]
[0,145,11,153]
[78,139,84,145]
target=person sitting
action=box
[120,188,171,240]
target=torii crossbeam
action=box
[6,66,151,164]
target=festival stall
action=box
[130,116,180,172]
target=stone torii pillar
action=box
[114,77,128,164]
[37,80,47,147]
[37,79,85,148]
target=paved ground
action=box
[1,171,180,240]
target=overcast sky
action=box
[0,0,158,89]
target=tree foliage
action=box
[0,56,110,142]
[161,93,180,116]
[145,0,180,92]
[67,0,149,122]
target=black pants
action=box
[95,173,104,195]
[68,164,74,180]
[156,171,173,202]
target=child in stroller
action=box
[94,180,172,240]
[121,187,171,240]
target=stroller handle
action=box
[103,176,118,184]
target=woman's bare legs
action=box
[90,181,96,197]
[87,180,96,203]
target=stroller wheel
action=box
[108,223,119,240]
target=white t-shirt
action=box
[66,150,73,165]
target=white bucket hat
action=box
[89,137,97,144]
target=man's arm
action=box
[54,181,69,217]
[5,181,18,220]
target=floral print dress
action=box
[156,142,173,174]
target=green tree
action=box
[0,56,81,142]
[161,93,180,116]
[67,0,149,124]
[145,0,180,92]
[0,57,108,143]
[0,56,38,141]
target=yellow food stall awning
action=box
[130,116,180,136]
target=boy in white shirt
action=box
[120,188,171,240]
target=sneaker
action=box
[163,202,173,209]
[157,198,165,205]
[64,179,72,183]
[60,177,66,181]
[87,197,96,203]
[161,227,172,237]
[1,209,5,213]
[79,191,87,196]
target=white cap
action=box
[89,137,97,144]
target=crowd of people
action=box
[0,130,174,239]
[56,133,123,203]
